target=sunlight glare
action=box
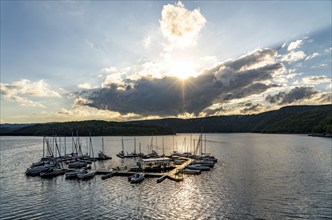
[169,61,197,80]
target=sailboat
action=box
[117,137,139,158]
[96,137,112,160]
[77,136,96,179]
[116,137,125,158]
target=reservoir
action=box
[0,133,331,219]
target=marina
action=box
[24,133,218,184]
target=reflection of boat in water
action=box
[128,173,145,184]
[40,168,66,178]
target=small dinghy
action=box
[129,173,145,184]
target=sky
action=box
[0,1,331,123]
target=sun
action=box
[169,61,197,80]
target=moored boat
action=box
[68,161,87,168]
[77,169,96,179]
[97,151,112,160]
[187,164,210,171]
[65,170,79,179]
[180,169,201,175]
[129,173,145,184]
[25,164,55,176]
[192,160,215,168]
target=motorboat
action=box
[77,169,96,179]
[25,165,52,176]
[187,164,210,171]
[129,173,145,184]
[68,161,87,168]
[192,160,215,168]
[65,170,79,179]
[180,169,201,175]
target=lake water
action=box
[0,134,331,219]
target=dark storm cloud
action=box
[80,49,284,116]
[266,87,318,105]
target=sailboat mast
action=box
[102,136,105,153]
[204,133,207,154]
[64,136,67,155]
[122,137,124,152]
[173,135,175,153]
[134,137,136,154]
[162,136,165,156]
[43,136,45,158]
[190,134,192,154]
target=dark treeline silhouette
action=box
[1,105,331,136]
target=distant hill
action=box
[130,105,332,134]
[1,105,331,136]
[0,120,174,136]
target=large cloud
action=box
[0,79,60,108]
[79,48,284,117]
[160,1,206,49]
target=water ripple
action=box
[0,135,331,219]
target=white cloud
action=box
[160,1,206,49]
[0,79,60,108]
[287,39,303,51]
[281,50,306,63]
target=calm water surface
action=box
[0,134,331,219]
